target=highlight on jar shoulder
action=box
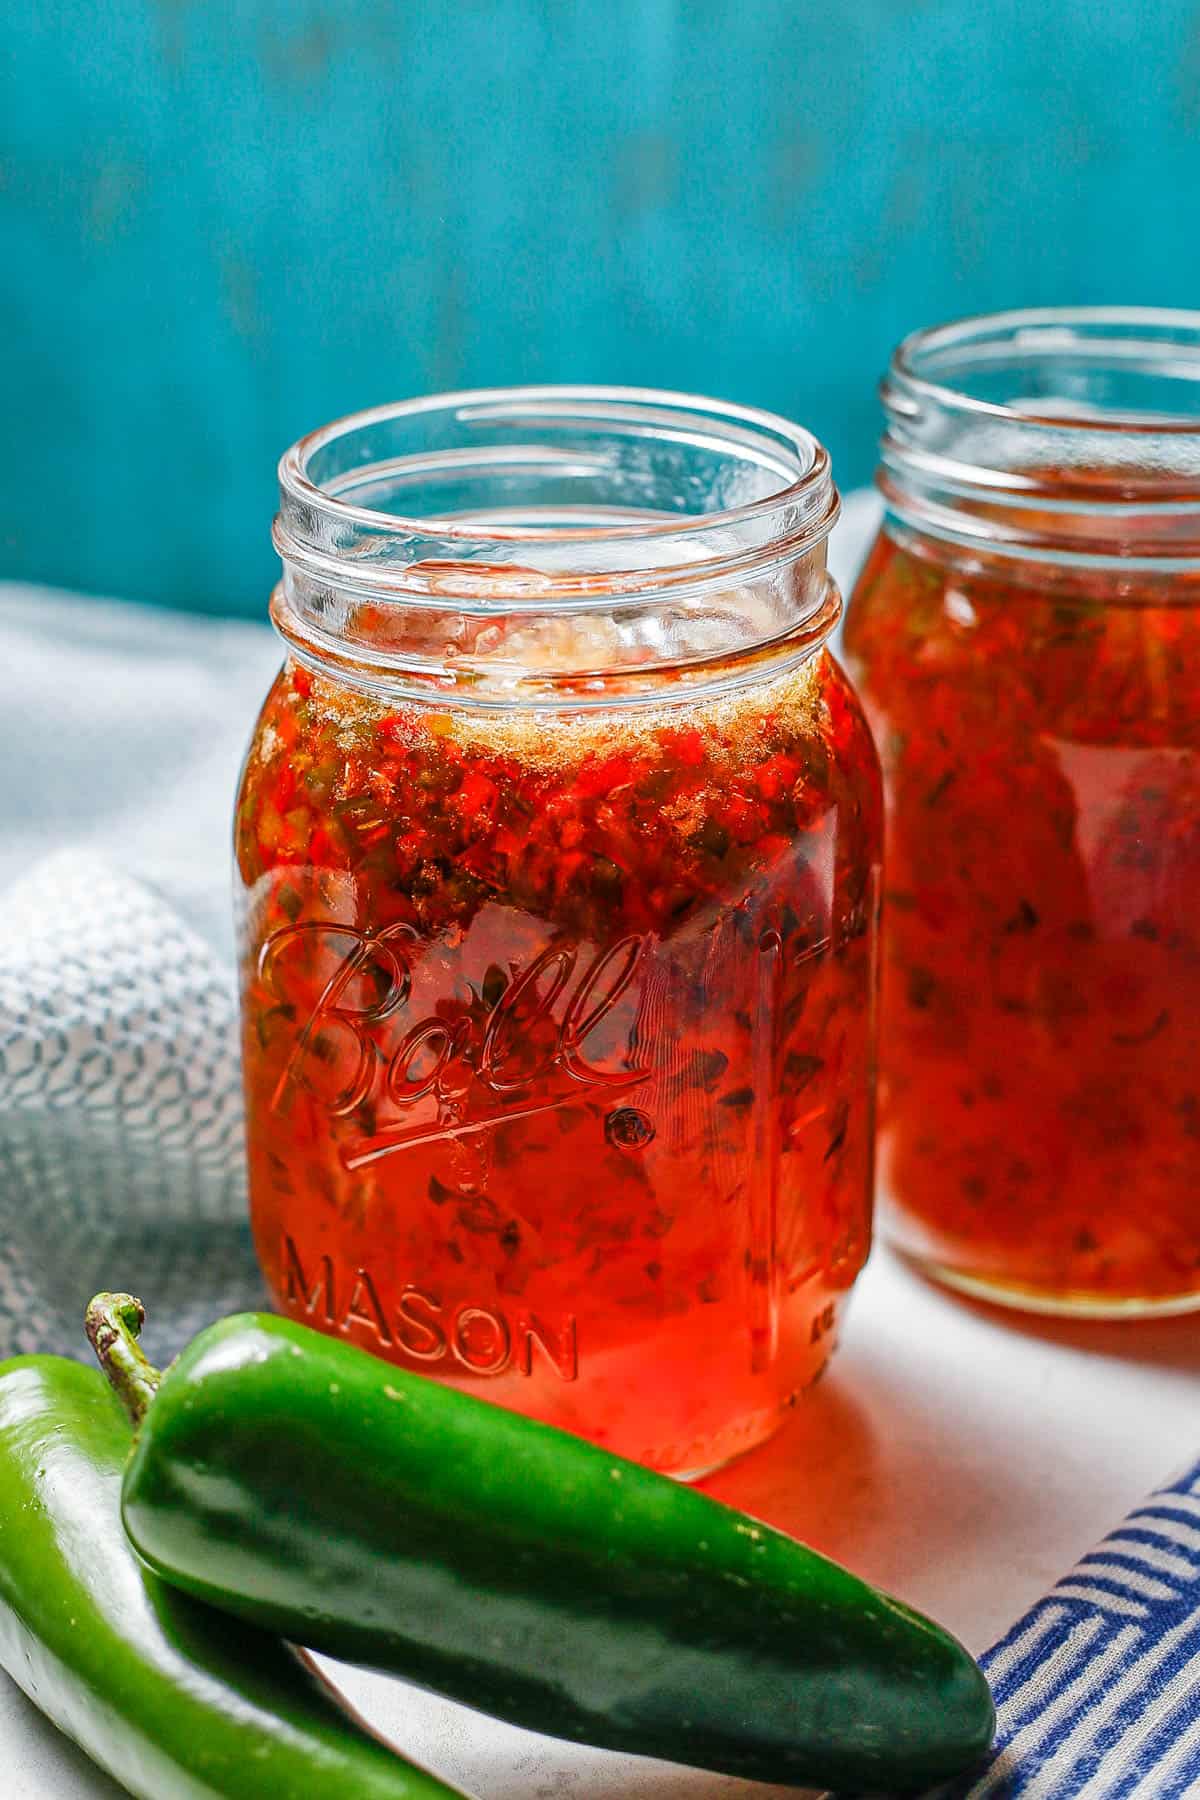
[843,308,1200,1319]
[234,387,883,1477]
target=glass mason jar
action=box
[235,387,882,1476]
[844,309,1200,1318]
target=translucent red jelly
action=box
[845,531,1200,1312]
[235,653,881,1474]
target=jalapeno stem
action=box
[85,1293,163,1429]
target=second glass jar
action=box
[845,309,1200,1317]
[235,388,882,1476]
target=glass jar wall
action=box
[844,310,1200,1317]
[236,389,882,1476]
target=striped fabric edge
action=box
[924,1455,1200,1800]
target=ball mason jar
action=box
[844,309,1200,1318]
[235,388,882,1475]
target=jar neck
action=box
[878,309,1200,573]
[271,387,841,710]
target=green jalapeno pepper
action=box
[91,1292,994,1793]
[0,1350,469,1800]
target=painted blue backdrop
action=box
[3,1,1198,615]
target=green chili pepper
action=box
[91,1293,994,1794]
[0,1348,469,1800]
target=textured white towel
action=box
[0,851,264,1363]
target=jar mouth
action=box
[890,307,1200,439]
[276,385,838,605]
[271,387,843,708]
[880,308,1200,567]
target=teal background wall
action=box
[3,0,1199,616]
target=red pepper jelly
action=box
[236,389,882,1475]
[844,310,1200,1317]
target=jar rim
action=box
[879,307,1200,570]
[888,306,1200,438]
[271,387,843,703]
[279,384,834,549]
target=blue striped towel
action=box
[934,1458,1200,1798]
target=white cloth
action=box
[4,586,282,956]
[0,852,262,1362]
[1,584,283,1359]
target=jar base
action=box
[904,1251,1200,1320]
[661,1395,800,1483]
[672,1462,727,1483]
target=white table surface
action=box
[4,508,1198,1796]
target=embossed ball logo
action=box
[258,921,649,1168]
